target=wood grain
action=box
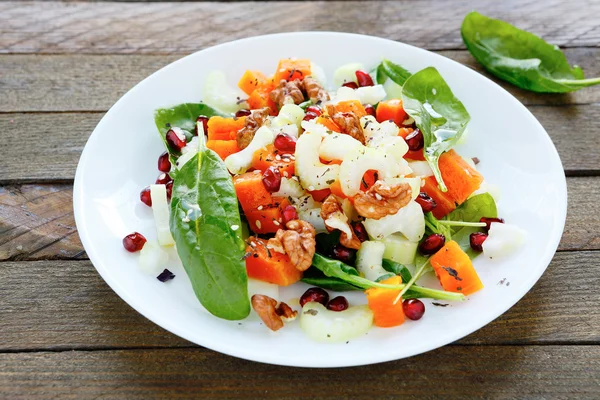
[1,0,598,55]
[1,251,599,351]
[1,346,599,399]
[2,50,599,114]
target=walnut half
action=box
[353,181,412,220]
[325,104,365,144]
[251,295,298,331]
[320,195,361,250]
[269,219,316,271]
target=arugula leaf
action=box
[401,67,470,192]
[424,212,453,240]
[169,142,250,321]
[380,59,412,86]
[447,193,498,258]
[382,259,413,283]
[301,276,362,292]
[461,12,600,93]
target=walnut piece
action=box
[303,76,330,103]
[353,181,412,220]
[325,104,365,144]
[266,237,285,254]
[320,195,361,250]
[270,79,305,108]
[272,219,316,271]
[276,302,298,322]
[251,294,284,331]
[236,107,270,149]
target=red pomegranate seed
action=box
[470,232,488,252]
[355,70,374,87]
[305,105,322,116]
[419,233,446,255]
[140,186,152,207]
[274,133,297,152]
[235,109,252,118]
[195,116,209,136]
[405,128,424,151]
[166,181,173,201]
[281,205,298,225]
[351,221,369,242]
[155,173,172,185]
[122,232,147,252]
[327,296,349,312]
[364,104,376,117]
[331,244,356,264]
[415,192,437,213]
[480,217,505,230]
[303,111,319,122]
[300,287,329,308]
[342,81,359,89]
[158,151,171,173]
[166,128,186,151]
[262,166,281,192]
[403,299,425,320]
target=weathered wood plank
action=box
[1,251,598,351]
[1,346,599,398]
[1,50,599,114]
[1,0,598,55]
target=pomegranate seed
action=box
[405,128,424,151]
[235,109,252,118]
[351,221,369,242]
[166,181,173,201]
[305,105,322,116]
[403,299,425,320]
[303,111,319,122]
[274,133,297,152]
[155,173,172,185]
[281,205,298,225]
[342,81,359,89]
[419,233,446,255]
[195,116,209,136]
[140,187,152,207]
[470,232,488,252]
[331,244,356,264]
[122,232,147,253]
[262,166,281,192]
[415,192,437,213]
[158,151,171,173]
[480,217,505,230]
[364,104,376,117]
[355,70,374,87]
[327,296,349,312]
[166,128,186,151]
[300,287,329,308]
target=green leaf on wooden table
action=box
[461,11,600,93]
[169,138,250,320]
[401,67,470,192]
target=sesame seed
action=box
[275,155,282,161]
[255,220,262,229]
[283,171,289,177]
[257,205,263,210]
[273,220,280,226]
[253,170,261,174]
[231,225,239,231]
[375,193,383,201]
[308,185,315,191]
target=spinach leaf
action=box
[301,276,362,292]
[461,12,600,93]
[381,259,413,283]
[375,64,387,85]
[154,103,226,162]
[448,193,497,258]
[401,67,470,192]
[169,142,250,320]
[380,59,412,86]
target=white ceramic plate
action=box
[74,32,567,367]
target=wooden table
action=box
[1,0,599,398]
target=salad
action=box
[121,57,526,343]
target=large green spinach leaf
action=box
[169,144,250,320]
[461,12,600,93]
[401,67,470,192]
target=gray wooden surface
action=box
[1,0,599,398]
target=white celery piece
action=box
[310,62,327,86]
[385,176,421,200]
[356,85,387,105]
[295,132,340,190]
[364,200,425,242]
[270,104,305,129]
[298,208,327,233]
[202,70,245,114]
[302,119,335,136]
[150,184,175,246]
[319,132,363,161]
[300,302,373,343]
[272,177,306,198]
[138,240,169,275]
[338,146,403,197]
[374,136,411,163]
[382,233,419,265]
[356,241,388,281]
[408,160,434,177]
[333,62,364,87]
[176,136,199,170]
[291,194,318,212]
[383,78,403,99]
[224,125,274,174]
[483,222,527,259]
[247,278,279,302]
[331,86,361,103]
